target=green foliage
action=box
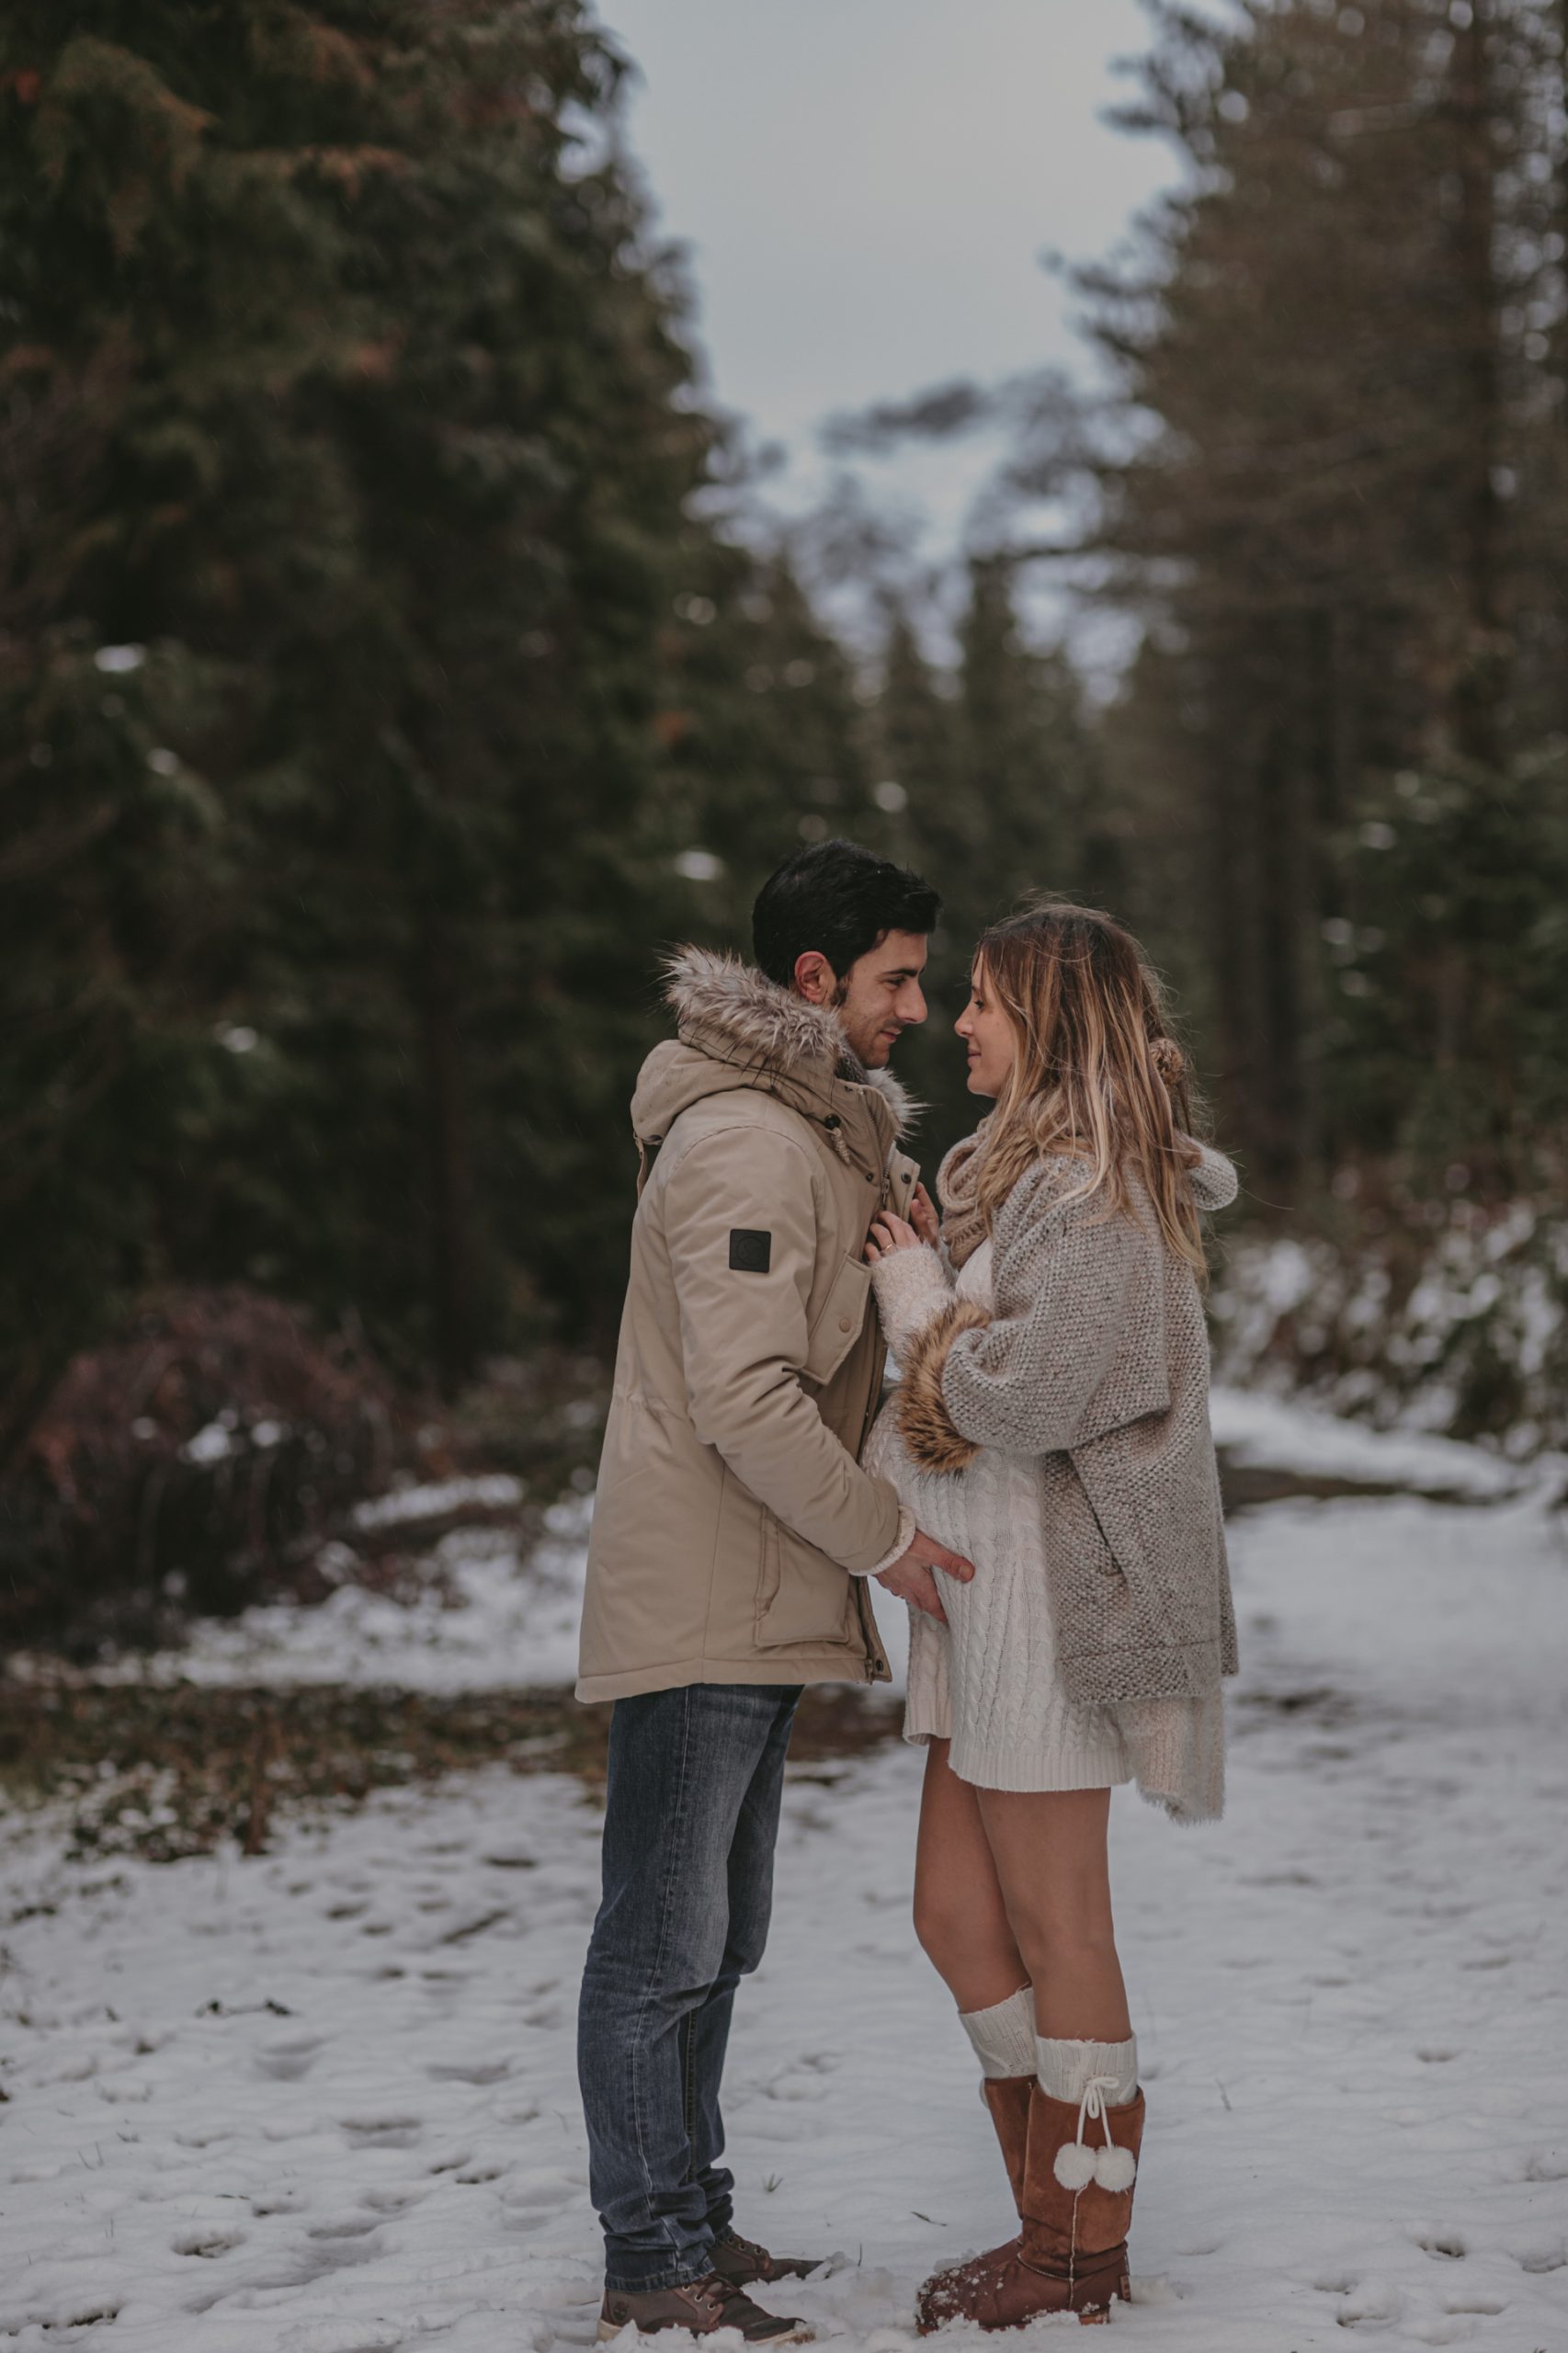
[875,563,1122,1162]
[1,0,712,1404]
[1322,752,1568,1175]
[654,546,896,941]
[1071,0,1568,1201]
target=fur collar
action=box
[663,946,917,1135]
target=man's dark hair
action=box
[752,838,941,988]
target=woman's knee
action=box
[1005,1902,1119,1980]
[914,1888,1024,2006]
[912,1881,965,1971]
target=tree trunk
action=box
[1449,0,1506,769]
[417,912,476,1392]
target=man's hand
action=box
[875,1526,975,1624]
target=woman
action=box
[862,901,1238,2331]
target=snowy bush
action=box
[1210,1200,1568,1456]
[0,1289,406,1654]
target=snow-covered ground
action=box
[3,1404,1566,2350]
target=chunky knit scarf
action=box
[937,1116,996,1272]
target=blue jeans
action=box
[577,1682,802,2292]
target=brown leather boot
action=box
[982,2075,1035,2212]
[710,2226,824,2286]
[911,2076,1034,2333]
[915,2080,1143,2332]
[597,2271,812,2342]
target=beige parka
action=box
[575,949,921,1702]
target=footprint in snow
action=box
[256,2034,324,2080]
[360,2185,429,2213]
[1414,2229,1467,2259]
[340,2114,423,2149]
[174,2226,246,2258]
[1335,2280,1403,2329]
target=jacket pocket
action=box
[755,1511,856,1650]
[803,1254,871,1388]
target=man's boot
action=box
[915,2078,1143,2331]
[597,2271,812,2343]
[710,2227,824,2286]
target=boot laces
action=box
[1072,2073,1123,2156]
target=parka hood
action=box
[631,946,917,1150]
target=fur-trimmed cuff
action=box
[869,1242,952,1354]
[896,1297,992,1474]
[860,1502,916,1578]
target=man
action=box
[577,839,975,2344]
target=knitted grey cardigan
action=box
[897,1143,1240,1706]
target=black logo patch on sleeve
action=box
[728,1228,773,1274]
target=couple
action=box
[575,839,1239,2337]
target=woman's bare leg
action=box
[974,1787,1131,2041]
[912,1739,1029,2012]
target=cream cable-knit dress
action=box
[864,1239,1225,1816]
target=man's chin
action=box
[850,1033,897,1070]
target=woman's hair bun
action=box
[1150,1035,1186,1086]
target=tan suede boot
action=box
[982,2075,1035,2212]
[915,2080,1143,2332]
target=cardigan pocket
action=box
[1074,1465,1127,1580]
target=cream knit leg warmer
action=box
[1035,2034,1139,2108]
[959,1984,1038,2079]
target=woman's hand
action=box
[910,1181,940,1247]
[865,1210,923,1263]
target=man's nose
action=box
[900,983,927,1025]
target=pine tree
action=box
[879,563,1118,1158]
[1074,0,1568,1195]
[1,1,715,1393]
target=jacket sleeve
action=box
[896,1163,1158,1473]
[662,1123,902,1573]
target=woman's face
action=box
[955,961,1017,1098]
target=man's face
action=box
[795,929,929,1069]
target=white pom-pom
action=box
[1052,2142,1097,2190]
[1094,2144,1137,2192]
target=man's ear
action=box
[792,949,838,1005]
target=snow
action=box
[4,1397,1567,2348]
[1209,1215,1568,1458]
[25,1497,596,1697]
[350,1478,528,1534]
[1207,1386,1528,1501]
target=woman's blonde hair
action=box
[972,900,1207,1274]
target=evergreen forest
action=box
[5,0,1567,1643]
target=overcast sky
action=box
[596,0,1190,567]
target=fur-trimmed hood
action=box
[630,945,917,1156]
